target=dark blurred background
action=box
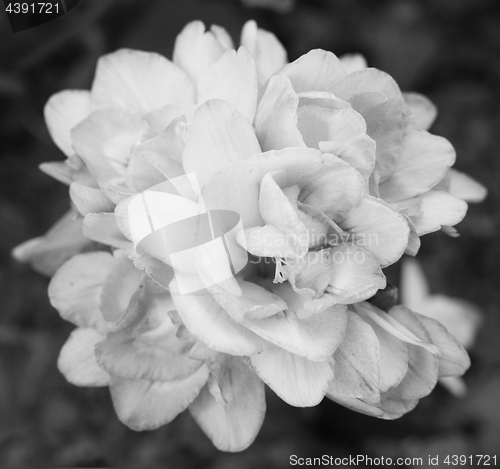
[0,0,499,467]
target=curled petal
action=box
[340,196,410,267]
[254,75,305,151]
[170,281,265,357]
[242,304,348,362]
[58,328,109,387]
[328,244,386,304]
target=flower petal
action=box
[412,191,468,236]
[416,313,471,378]
[202,148,339,227]
[279,49,347,93]
[109,366,209,431]
[173,21,225,86]
[71,110,145,181]
[170,281,265,356]
[340,196,410,267]
[400,257,430,313]
[404,92,437,130]
[240,20,287,86]
[58,328,109,386]
[83,212,129,249]
[379,130,456,202]
[328,244,386,304]
[189,359,266,452]
[91,49,195,112]
[327,311,380,398]
[250,346,334,406]
[339,54,367,74]
[48,252,115,333]
[347,92,404,182]
[384,306,439,400]
[198,47,257,123]
[447,169,487,203]
[99,255,144,322]
[242,304,348,362]
[254,75,305,151]
[326,393,383,418]
[44,90,91,157]
[182,100,261,188]
[12,210,90,276]
[69,182,115,216]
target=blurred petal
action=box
[254,75,305,151]
[189,359,266,452]
[58,328,109,386]
[44,90,91,157]
[173,21,225,86]
[339,54,367,74]
[12,210,90,276]
[198,47,257,123]
[91,49,195,112]
[327,312,380,398]
[384,306,439,400]
[240,20,287,86]
[378,395,419,419]
[439,376,467,397]
[48,252,115,333]
[340,196,410,266]
[183,100,261,188]
[400,257,430,312]
[404,92,437,130]
[379,130,456,202]
[109,366,209,431]
[250,346,333,406]
[417,314,471,378]
[448,169,487,203]
[279,49,347,93]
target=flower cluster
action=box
[13,20,486,451]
